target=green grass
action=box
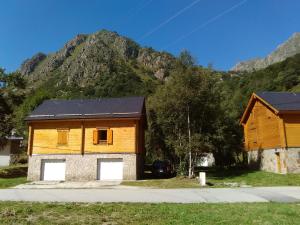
[0,164,27,188]
[0,202,299,224]
[0,177,27,189]
[207,169,300,187]
[122,169,300,188]
[1,165,300,189]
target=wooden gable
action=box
[240,93,279,126]
[241,92,300,151]
[241,93,284,151]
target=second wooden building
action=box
[241,92,300,174]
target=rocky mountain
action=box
[20,30,176,88]
[232,32,300,72]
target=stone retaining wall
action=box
[286,148,300,173]
[248,148,300,174]
[28,153,141,181]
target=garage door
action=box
[42,160,66,181]
[98,159,123,180]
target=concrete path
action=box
[0,187,299,203]
[15,181,122,189]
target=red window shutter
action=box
[107,129,113,144]
[93,129,98,145]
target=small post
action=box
[199,172,206,186]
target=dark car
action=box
[152,160,174,178]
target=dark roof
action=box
[256,91,300,111]
[240,91,300,124]
[25,96,145,121]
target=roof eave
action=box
[277,110,300,115]
[240,93,256,125]
[25,114,144,122]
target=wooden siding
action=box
[30,119,144,155]
[282,115,300,147]
[31,121,82,154]
[244,100,281,150]
[84,120,136,153]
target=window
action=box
[93,128,113,145]
[57,129,69,145]
[99,130,107,143]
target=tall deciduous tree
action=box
[148,56,220,176]
[0,68,12,138]
[0,69,27,137]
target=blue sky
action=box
[1,0,300,72]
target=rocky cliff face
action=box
[21,30,176,87]
[20,52,46,75]
[232,32,300,72]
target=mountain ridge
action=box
[232,32,300,72]
[20,30,176,88]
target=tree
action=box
[13,88,50,135]
[178,50,197,67]
[148,62,220,176]
[0,68,13,138]
[0,69,27,137]
[145,109,167,163]
[0,93,12,138]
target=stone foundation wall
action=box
[286,148,300,173]
[28,153,142,181]
[248,148,300,174]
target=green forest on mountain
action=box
[1,42,300,175]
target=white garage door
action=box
[98,159,123,180]
[42,160,66,181]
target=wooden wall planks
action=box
[29,119,144,155]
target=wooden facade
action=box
[241,93,300,151]
[27,118,145,155]
[26,97,146,181]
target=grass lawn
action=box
[122,169,300,188]
[0,177,27,189]
[207,169,300,187]
[0,202,299,225]
[0,164,27,189]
